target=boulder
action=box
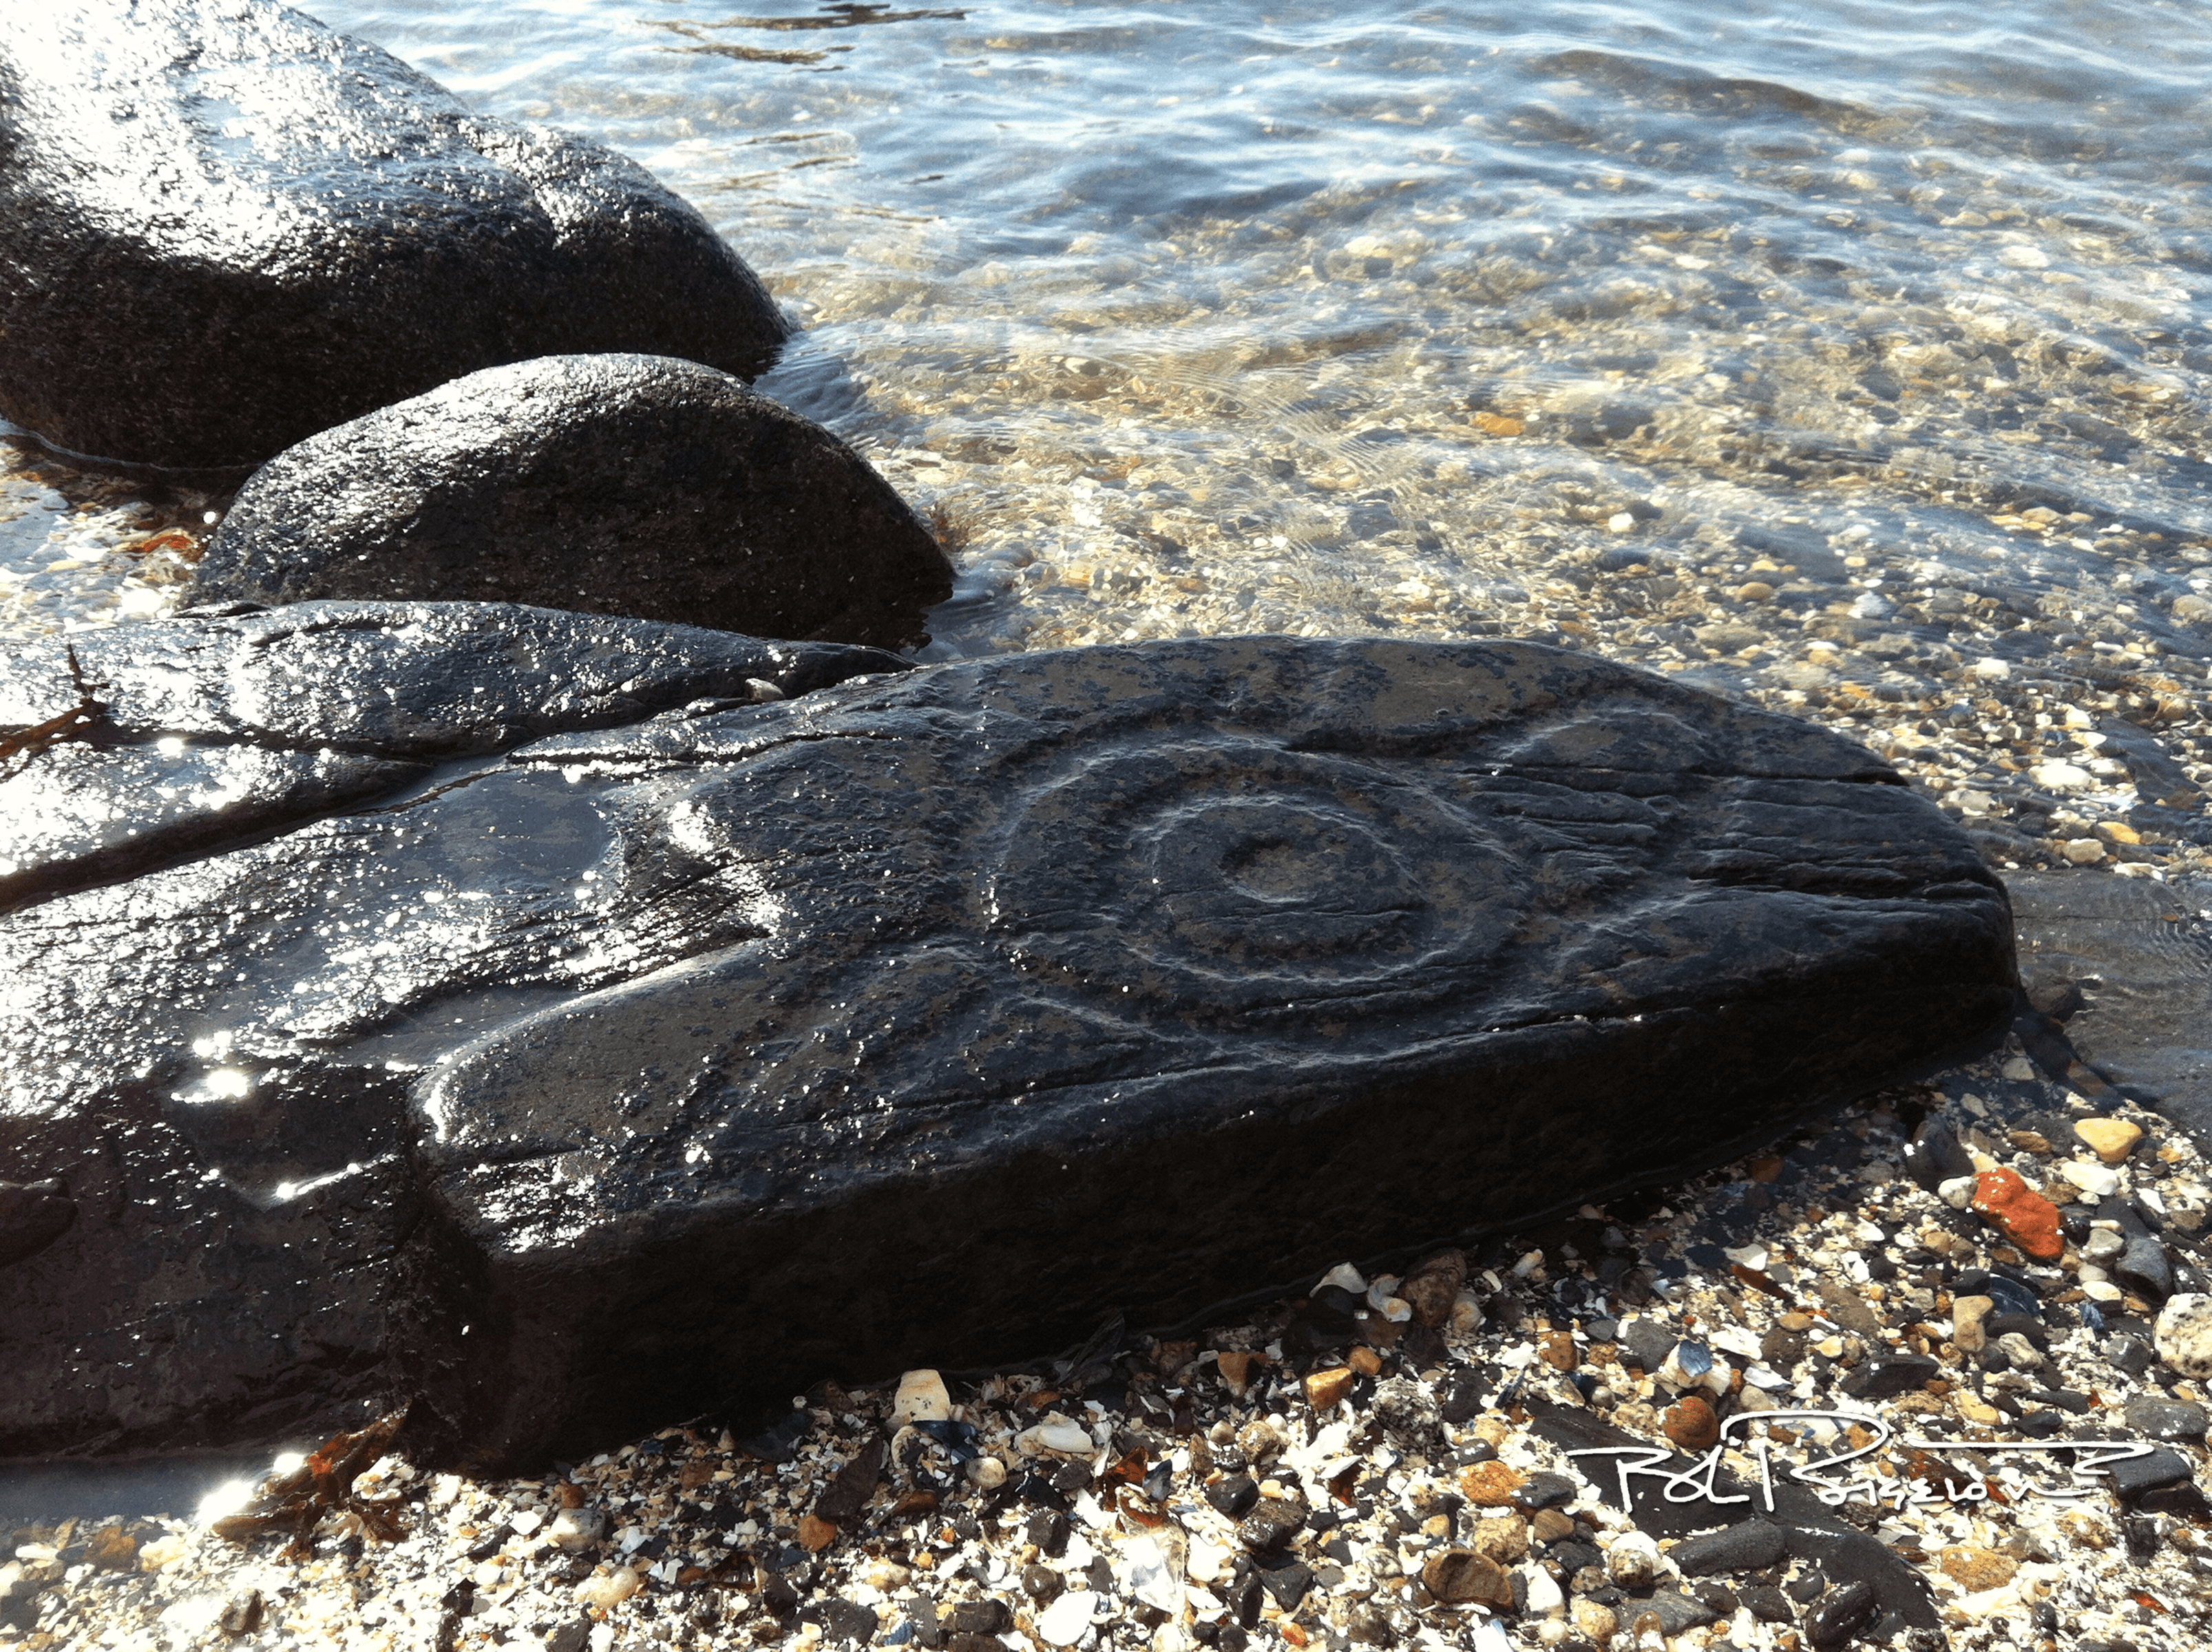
[0,1,788,470]
[187,354,955,650]
[0,632,2016,1468]
[0,602,907,1456]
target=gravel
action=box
[12,1036,2212,1652]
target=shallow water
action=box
[309,0,2212,663]
[6,1,2212,851]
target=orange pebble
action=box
[1970,1168,2063,1261]
[1663,1394,1719,1452]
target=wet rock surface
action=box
[1,631,2012,1468]
[0,601,905,914]
[0,603,907,1456]
[0,1,788,470]
[0,1180,75,1269]
[187,354,954,650]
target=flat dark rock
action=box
[188,355,954,651]
[0,633,2014,1468]
[1669,1518,1790,1576]
[1645,1591,1720,1635]
[1837,1352,1941,1399]
[0,1,788,469]
[0,603,906,1457]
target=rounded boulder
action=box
[187,355,954,650]
[0,0,789,469]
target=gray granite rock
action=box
[0,1,787,469]
[187,355,954,650]
[0,633,2016,1467]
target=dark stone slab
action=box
[1837,1353,1940,1399]
[1669,1518,1789,1576]
[1645,1591,1720,1634]
[0,604,905,1457]
[0,602,906,914]
[2107,1446,2195,1498]
[0,635,2014,1467]
[0,1181,75,1269]
[2123,1395,2209,1443]
[0,1,788,470]
[188,355,953,651]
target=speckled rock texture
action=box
[0,633,2016,1469]
[0,603,908,1457]
[187,355,956,650]
[0,1,788,471]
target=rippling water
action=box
[7,0,2212,869]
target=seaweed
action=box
[211,1410,410,1558]
[0,644,110,781]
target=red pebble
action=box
[1970,1167,2065,1261]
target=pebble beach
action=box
[14,1030,2212,1652]
[10,2,2212,1649]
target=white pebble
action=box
[547,1507,605,1552]
[2156,1293,2212,1377]
[573,1566,642,1608]
[1451,1289,1485,1331]
[1939,1175,1978,1209]
[2058,1158,2120,1197]
[1016,1418,1098,1459]
[137,1534,189,1572]
[893,1368,952,1424]
[1521,1563,1565,1614]
[2030,761,2094,792]
[967,1455,1007,1489]
[1037,1590,1099,1646]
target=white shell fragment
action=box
[1318,1262,1367,1295]
[1015,1417,1098,1459]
